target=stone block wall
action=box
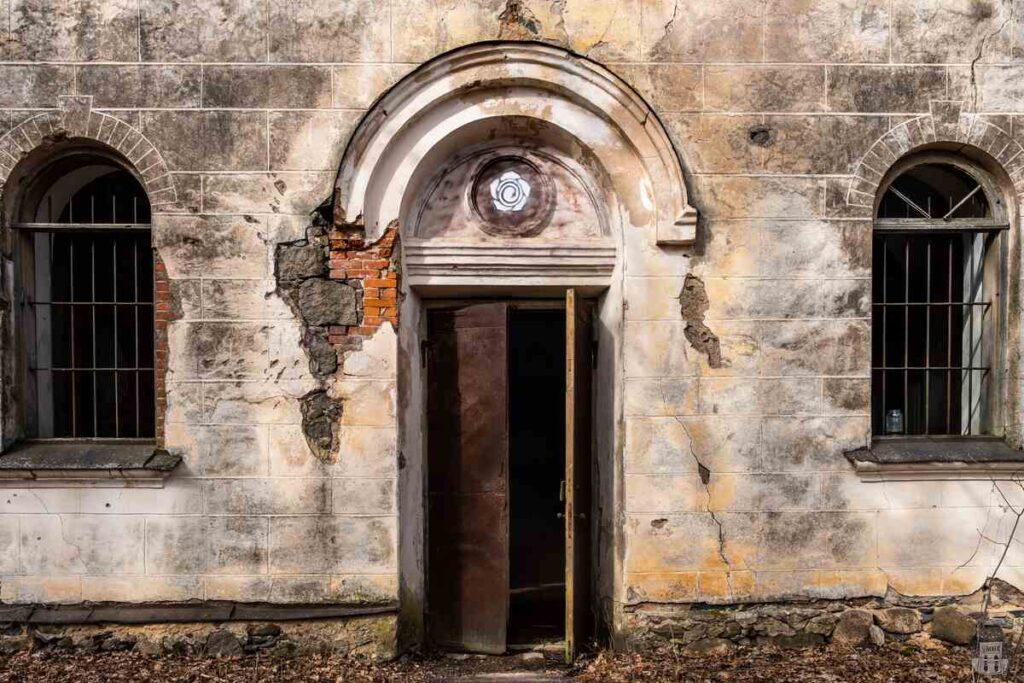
[0,0,1021,651]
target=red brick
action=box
[379,289,397,300]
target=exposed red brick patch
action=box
[153,251,171,447]
[327,225,399,349]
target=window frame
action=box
[871,152,1010,441]
[10,149,157,445]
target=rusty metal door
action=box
[565,289,593,662]
[427,303,510,654]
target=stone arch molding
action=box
[333,42,697,254]
[0,96,177,211]
[846,100,1024,211]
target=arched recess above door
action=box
[333,42,697,289]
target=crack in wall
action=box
[674,415,731,572]
[969,11,1011,112]
[655,382,733,590]
[662,0,680,36]
[550,0,572,48]
[584,2,618,56]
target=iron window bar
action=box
[17,178,155,440]
[872,302,992,307]
[873,160,1004,437]
[28,301,154,306]
[22,231,155,439]
[872,229,997,437]
[874,221,1009,233]
[873,366,991,371]
[13,223,151,232]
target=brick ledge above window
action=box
[846,438,1024,481]
[0,441,180,488]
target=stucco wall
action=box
[0,0,1021,648]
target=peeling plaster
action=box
[678,274,722,369]
[273,208,348,462]
[498,0,541,41]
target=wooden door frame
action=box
[399,283,618,656]
[420,296,594,653]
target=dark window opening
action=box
[53,170,151,224]
[871,232,994,436]
[872,161,1003,438]
[16,160,155,440]
[878,163,991,220]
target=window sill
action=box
[846,438,1024,481]
[0,441,181,488]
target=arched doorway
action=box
[332,42,697,658]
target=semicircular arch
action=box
[333,41,697,248]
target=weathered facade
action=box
[0,0,1022,657]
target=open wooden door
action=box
[565,289,593,662]
[427,303,510,654]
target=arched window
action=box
[872,154,1008,437]
[13,150,155,439]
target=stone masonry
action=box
[0,0,1022,656]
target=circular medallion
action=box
[490,170,531,212]
[472,157,554,237]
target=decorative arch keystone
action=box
[0,96,178,212]
[847,100,1024,211]
[333,42,697,246]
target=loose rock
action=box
[930,606,976,646]
[832,609,874,646]
[876,607,922,635]
[0,635,30,654]
[205,629,242,657]
[806,613,838,636]
[869,624,885,647]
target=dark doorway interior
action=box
[508,308,566,646]
[426,303,577,653]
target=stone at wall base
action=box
[875,607,922,635]
[0,615,397,660]
[832,610,874,646]
[623,592,1015,652]
[930,607,976,646]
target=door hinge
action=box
[420,339,431,368]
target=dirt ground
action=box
[0,641,997,683]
